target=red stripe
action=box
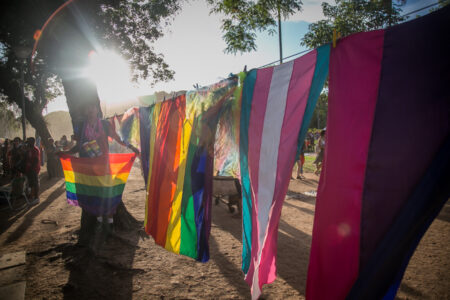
[60,153,135,176]
[146,96,185,246]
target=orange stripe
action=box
[60,153,135,176]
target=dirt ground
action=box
[0,163,449,299]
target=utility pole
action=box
[277,4,283,64]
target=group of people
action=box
[0,133,81,205]
[1,137,41,204]
[46,135,76,179]
[292,129,326,180]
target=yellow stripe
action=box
[145,102,161,228]
[63,170,129,187]
[164,102,195,253]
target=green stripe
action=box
[65,182,125,198]
[180,119,200,259]
[240,69,257,274]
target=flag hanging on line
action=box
[142,77,241,262]
[307,6,450,300]
[240,44,330,299]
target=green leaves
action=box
[208,0,302,54]
[301,0,406,49]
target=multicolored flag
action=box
[240,44,330,299]
[142,77,241,262]
[307,6,450,300]
[60,153,136,216]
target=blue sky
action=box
[45,0,441,114]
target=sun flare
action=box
[85,50,136,105]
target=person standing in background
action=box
[25,137,40,204]
[1,139,10,177]
[314,129,326,175]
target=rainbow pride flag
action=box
[240,44,330,299]
[307,7,450,300]
[141,77,241,262]
[60,153,136,216]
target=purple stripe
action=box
[359,6,450,269]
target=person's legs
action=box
[297,155,305,179]
[26,172,39,204]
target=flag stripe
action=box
[165,95,188,253]
[250,61,294,296]
[296,44,331,159]
[245,66,273,287]
[65,182,125,197]
[66,191,123,216]
[240,69,257,274]
[259,50,317,288]
[145,102,161,232]
[139,106,152,184]
[60,159,133,176]
[63,170,129,187]
[306,30,384,300]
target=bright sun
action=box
[85,50,136,105]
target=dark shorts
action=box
[26,171,39,188]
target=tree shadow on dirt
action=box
[62,228,142,300]
[277,219,312,296]
[3,182,65,243]
[283,201,315,216]
[38,172,64,195]
[209,236,250,297]
[286,190,316,204]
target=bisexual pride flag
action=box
[60,153,136,216]
[307,6,450,300]
[240,44,330,299]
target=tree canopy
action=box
[301,0,405,49]
[207,0,303,54]
[0,0,184,142]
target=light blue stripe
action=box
[296,44,331,159]
[240,69,257,274]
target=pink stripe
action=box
[306,30,384,300]
[259,50,318,286]
[245,67,273,287]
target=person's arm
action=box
[108,128,140,155]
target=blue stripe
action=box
[347,136,450,299]
[67,191,123,216]
[239,69,257,274]
[191,148,208,262]
[139,106,153,185]
[296,44,330,159]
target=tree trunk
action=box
[24,97,53,150]
[61,78,139,245]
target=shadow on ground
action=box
[62,228,142,299]
[2,182,65,242]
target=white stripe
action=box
[253,60,294,293]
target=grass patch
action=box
[303,154,317,173]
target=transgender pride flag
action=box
[240,45,330,299]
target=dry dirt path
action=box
[0,165,448,299]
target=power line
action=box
[255,1,445,70]
[401,1,442,17]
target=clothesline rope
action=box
[256,0,444,69]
